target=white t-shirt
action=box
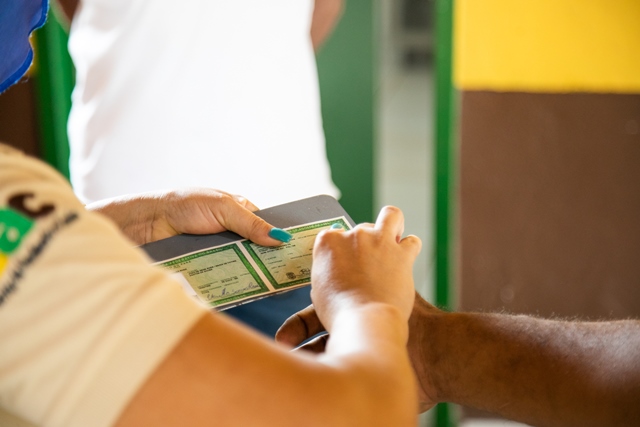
[68,0,339,207]
[0,144,206,427]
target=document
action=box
[157,217,351,309]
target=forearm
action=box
[310,0,344,51]
[413,298,640,426]
[319,304,418,426]
[118,306,417,427]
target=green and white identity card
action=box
[140,195,355,310]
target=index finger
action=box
[373,206,405,240]
[232,194,259,212]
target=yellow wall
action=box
[454,0,640,93]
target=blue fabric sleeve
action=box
[0,0,49,93]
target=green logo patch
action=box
[0,208,34,255]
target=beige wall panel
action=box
[459,91,640,319]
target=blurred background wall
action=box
[456,0,640,334]
[454,0,640,424]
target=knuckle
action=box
[314,230,331,247]
[383,205,401,214]
[352,226,369,237]
[219,192,234,204]
[354,222,374,229]
[248,215,266,231]
[316,229,338,245]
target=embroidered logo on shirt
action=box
[0,192,54,258]
[1,192,75,306]
[0,208,34,254]
[9,193,55,219]
[0,208,34,273]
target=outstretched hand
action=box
[86,188,286,246]
[308,206,422,333]
[277,206,421,344]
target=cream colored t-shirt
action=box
[0,144,206,427]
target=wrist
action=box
[408,296,454,404]
[87,194,158,245]
[333,302,409,343]
[314,285,414,325]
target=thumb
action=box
[216,201,285,246]
[276,305,324,347]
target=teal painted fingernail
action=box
[331,223,343,230]
[269,228,292,243]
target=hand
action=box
[276,294,442,414]
[275,304,328,352]
[86,188,285,246]
[309,205,422,332]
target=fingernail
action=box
[269,228,292,243]
[330,223,343,230]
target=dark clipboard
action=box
[140,194,355,262]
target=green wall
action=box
[317,0,376,223]
[34,12,73,179]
